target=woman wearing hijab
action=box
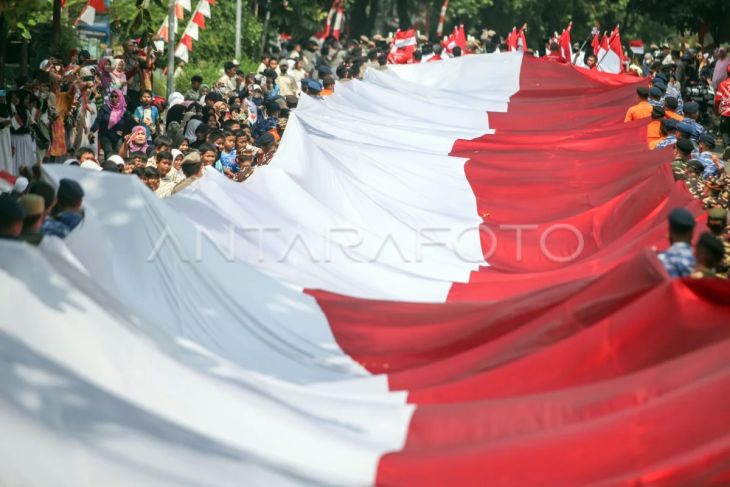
[98,57,114,95]
[110,58,128,94]
[90,89,135,160]
[118,125,149,159]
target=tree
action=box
[0,0,47,85]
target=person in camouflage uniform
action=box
[684,160,705,199]
[671,138,694,181]
[707,207,730,276]
[701,174,729,210]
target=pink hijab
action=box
[128,126,149,153]
[108,89,126,129]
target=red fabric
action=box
[192,12,206,28]
[591,32,600,54]
[89,0,105,13]
[558,22,572,61]
[610,26,626,71]
[506,27,518,51]
[180,34,193,52]
[388,29,417,64]
[306,56,730,486]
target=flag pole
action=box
[235,0,242,59]
[572,26,597,64]
[166,0,176,97]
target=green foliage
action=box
[187,2,263,63]
[0,0,48,40]
[174,57,257,93]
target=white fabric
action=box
[2,164,414,485]
[597,48,621,74]
[0,120,12,174]
[172,53,522,302]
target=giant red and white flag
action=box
[2,53,729,485]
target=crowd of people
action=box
[0,31,728,277]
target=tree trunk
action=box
[350,0,369,36]
[19,40,28,80]
[0,14,7,88]
[367,0,380,35]
[396,0,410,30]
[52,0,62,48]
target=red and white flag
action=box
[332,3,345,40]
[558,22,572,61]
[597,26,624,73]
[7,53,726,487]
[74,0,105,26]
[388,29,417,64]
[315,0,339,39]
[629,39,644,54]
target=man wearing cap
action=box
[624,87,652,122]
[657,207,696,278]
[0,194,24,240]
[646,106,666,148]
[320,75,335,96]
[18,194,45,245]
[277,63,299,98]
[707,207,730,275]
[715,63,730,149]
[41,178,84,239]
[655,118,678,150]
[680,101,706,142]
[671,138,694,180]
[691,232,726,279]
[171,151,204,196]
[692,133,723,179]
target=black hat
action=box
[256,132,275,147]
[651,106,666,118]
[683,101,699,114]
[265,100,281,113]
[662,118,678,130]
[664,96,678,110]
[649,86,663,98]
[637,86,650,97]
[317,64,333,75]
[687,159,704,173]
[697,231,724,260]
[0,194,25,226]
[57,178,84,206]
[676,138,694,153]
[699,133,716,149]
[667,208,695,231]
[676,121,694,136]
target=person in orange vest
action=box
[320,75,335,97]
[646,106,666,148]
[664,97,684,121]
[654,118,678,150]
[624,86,653,122]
